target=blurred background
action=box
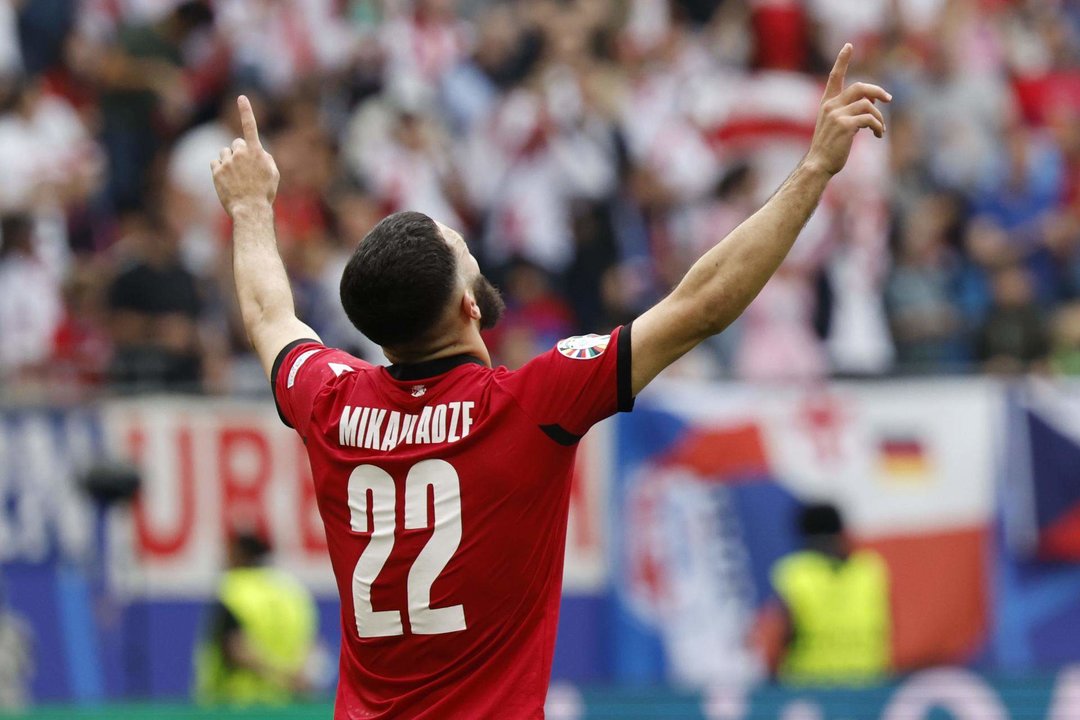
[2,0,1080,718]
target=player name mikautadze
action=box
[338,402,476,451]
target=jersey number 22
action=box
[347,459,466,638]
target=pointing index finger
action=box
[824,43,853,100]
[237,95,262,148]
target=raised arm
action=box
[630,44,889,394]
[211,96,320,378]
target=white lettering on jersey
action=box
[461,402,475,437]
[415,407,432,445]
[340,406,363,447]
[400,413,418,445]
[288,350,320,388]
[337,403,476,450]
[447,402,461,443]
[381,412,401,451]
[356,407,372,444]
[364,409,386,450]
[431,405,447,443]
[329,362,354,377]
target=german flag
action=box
[878,437,930,481]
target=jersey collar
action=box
[385,354,487,381]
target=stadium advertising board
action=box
[0,398,608,596]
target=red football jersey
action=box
[271,325,633,719]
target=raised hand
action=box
[805,44,891,177]
[211,96,280,217]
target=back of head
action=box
[340,211,457,349]
[798,502,844,540]
[797,503,848,559]
[228,531,271,568]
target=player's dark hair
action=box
[340,211,458,348]
[798,503,844,538]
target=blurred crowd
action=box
[4,0,1080,397]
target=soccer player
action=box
[211,44,887,720]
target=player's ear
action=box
[461,288,481,323]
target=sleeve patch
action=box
[287,349,321,388]
[557,334,611,360]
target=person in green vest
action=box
[753,503,891,685]
[194,531,319,705]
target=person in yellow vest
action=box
[753,503,891,685]
[194,531,319,705]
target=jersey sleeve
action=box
[499,323,634,443]
[271,339,371,435]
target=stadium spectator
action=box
[753,503,892,685]
[106,210,204,391]
[216,0,354,94]
[194,531,319,706]
[0,214,64,387]
[15,0,76,78]
[92,0,214,212]
[462,52,619,276]
[351,84,467,232]
[970,121,1064,306]
[886,195,967,372]
[52,263,112,390]
[382,0,472,93]
[976,262,1051,374]
[907,24,1011,194]
[440,3,538,134]
[0,75,100,270]
[270,92,337,254]
[734,265,831,381]
[484,258,577,369]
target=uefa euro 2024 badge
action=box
[557,334,611,360]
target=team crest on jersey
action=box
[410,385,427,398]
[557,334,610,360]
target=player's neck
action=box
[384,329,491,369]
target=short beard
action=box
[473,274,505,330]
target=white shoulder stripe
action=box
[287,349,321,388]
